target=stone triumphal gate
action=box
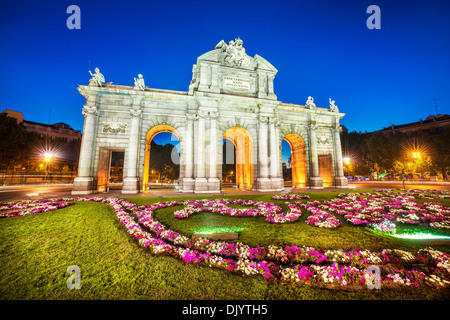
[72,38,348,195]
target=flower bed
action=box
[309,191,450,230]
[0,199,73,218]
[272,194,310,200]
[1,191,450,290]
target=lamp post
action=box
[43,152,53,182]
[343,157,350,177]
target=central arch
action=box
[283,133,307,188]
[223,127,254,190]
[142,124,181,191]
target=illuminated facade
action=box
[72,38,348,194]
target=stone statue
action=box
[89,67,105,86]
[134,74,145,91]
[215,37,251,67]
[305,96,316,108]
[329,98,339,112]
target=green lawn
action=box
[0,190,449,300]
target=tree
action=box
[362,131,410,173]
[423,130,450,181]
[0,113,29,171]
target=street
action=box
[0,182,449,202]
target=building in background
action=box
[379,114,450,144]
[2,109,82,142]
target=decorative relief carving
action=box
[82,105,98,116]
[102,121,127,134]
[317,135,330,144]
[160,114,168,124]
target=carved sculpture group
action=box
[89,67,147,91]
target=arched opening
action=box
[283,133,307,188]
[222,127,254,190]
[143,125,180,191]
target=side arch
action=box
[142,124,181,191]
[222,127,254,190]
[283,133,307,187]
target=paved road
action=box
[0,182,449,202]
[348,182,450,191]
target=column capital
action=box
[82,105,98,117]
[331,124,342,133]
[129,106,142,118]
[309,123,318,131]
[210,111,220,119]
[197,110,209,119]
[258,115,269,124]
[186,113,197,121]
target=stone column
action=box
[72,102,98,195]
[181,113,195,192]
[194,111,208,192]
[269,119,283,190]
[269,119,278,178]
[332,123,348,188]
[257,73,267,98]
[122,103,141,194]
[208,112,220,192]
[259,116,269,178]
[256,116,271,190]
[267,74,276,99]
[309,122,323,189]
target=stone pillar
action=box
[194,111,208,192]
[72,102,98,195]
[332,123,348,188]
[267,74,276,99]
[181,113,195,192]
[258,117,269,178]
[256,116,270,190]
[122,103,141,194]
[309,122,323,189]
[208,112,220,192]
[269,119,283,190]
[269,119,278,178]
[257,73,267,98]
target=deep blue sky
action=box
[1,0,449,147]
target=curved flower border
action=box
[1,191,449,290]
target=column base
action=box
[335,177,349,188]
[309,177,324,189]
[122,177,140,194]
[256,178,285,192]
[208,177,221,193]
[180,178,195,193]
[194,178,221,193]
[72,177,96,195]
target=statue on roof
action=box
[134,74,146,91]
[215,37,251,67]
[305,96,316,108]
[329,98,339,112]
[88,67,105,86]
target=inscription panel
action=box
[223,75,251,91]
